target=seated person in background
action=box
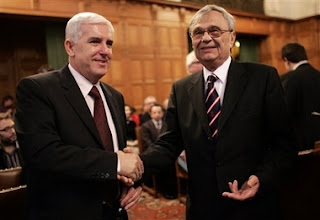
[0,112,23,169]
[140,103,165,149]
[125,104,138,148]
[139,95,157,125]
[129,105,140,126]
[186,50,203,75]
[140,103,177,199]
[281,42,320,150]
[0,95,15,116]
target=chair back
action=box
[135,126,145,153]
[0,166,23,189]
[0,185,27,219]
[175,160,188,203]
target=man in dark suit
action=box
[140,103,177,199]
[139,96,157,125]
[140,103,165,150]
[281,42,320,151]
[140,5,296,220]
[15,12,143,220]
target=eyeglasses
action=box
[0,125,15,132]
[191,26,232,40]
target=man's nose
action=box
[100,44,112,55]
[202,31,212,42]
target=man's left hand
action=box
[120,186,142,210]
[222,175,259,201]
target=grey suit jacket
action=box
[141,60,296,220]
[15,65,127,219]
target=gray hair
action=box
[186,50,198,67]
[65,12,114,42]
[189,5,235,37]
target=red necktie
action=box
[89,86,114,151]
[205,74,221,138]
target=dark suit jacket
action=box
[140,60,296,220]
[282,63,320,150]
[280,72,289,91]
[140,120,163,150]
[15,65,127,220]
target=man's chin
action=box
[91,70,108,79]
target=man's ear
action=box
[230,31,236,49]
[64,39,75,57]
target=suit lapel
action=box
[59,66,102,147]
[187,72,212,137]
[218,60,248,132]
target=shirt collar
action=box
[203,56,231,83]
[152,119,161,124]
[293,60,308,70]
[68,63,100,97]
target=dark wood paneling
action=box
[1,0,320,110]
[0,17,47,99]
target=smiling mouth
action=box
[93,59,108,64]
[201,46,217,50]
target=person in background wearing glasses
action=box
[0,112,23,169]
[140,4,296,220]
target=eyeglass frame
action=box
[190,25,233,40]
[0,125,15,132]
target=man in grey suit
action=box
[15,12,143,220]
[140,4,296,220]
[281,42,320,150]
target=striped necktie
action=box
[205,74,221,138]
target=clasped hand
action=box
[222,175,260,201]
[116,148,144,185]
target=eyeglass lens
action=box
[192,26,230,39]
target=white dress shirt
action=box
[68,64,120,152]
[203,56,231,105]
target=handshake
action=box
[116,148,144,185]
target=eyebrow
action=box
[88,37,113,46]
[193,25,222,31]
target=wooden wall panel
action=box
[0,18,47,99]
[1,0,31,10]
[172,59,186,80]
[37,0,79,13]
[0,43,16,97]
[1,0,320,111]
[235,16,270,35]
[293,17,320,71]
